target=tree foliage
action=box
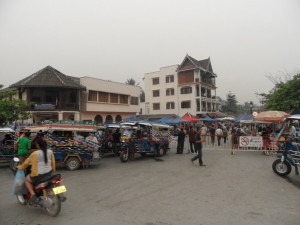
[256,73,300,111]
[0,99,32,125]
[125,78,136,86]
[221,92,239,116]
[140,89,145,103]
[0,86,32,125]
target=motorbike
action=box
[272,136,300,177]
[13,157,67,217]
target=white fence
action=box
[170,134,279,154]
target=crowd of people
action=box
[174,120,298,161]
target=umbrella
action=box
[182,113,200,122]
[253,111,290,123]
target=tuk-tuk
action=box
[98,124,121,156]
[0,127,16,165]
[118,122,173,162]
[21,124,101,171]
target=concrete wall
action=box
[144,65,178,115]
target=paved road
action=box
[0,148,299,225]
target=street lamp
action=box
[249,101,253,115]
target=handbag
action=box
[12,170,27,195]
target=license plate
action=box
[93,152,100,159]
[53,185,67,195]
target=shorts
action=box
[30,171,52,185]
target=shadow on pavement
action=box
[283,176,300,189]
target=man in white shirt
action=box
[215,127,223,146]
[288,123,297,137]
[86,133,98,143]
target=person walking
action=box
[223,127,228,144]
[209,125,216,146]
[215,126,223,146]
[188,127,196,154]
[176,127,186,154]
[191,127,206,166]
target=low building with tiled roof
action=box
[10,66,86,89]
[7,66,140,124]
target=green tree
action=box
[222,92,238,116]
[140,89,145,103]
[257,73,300,111]
[0,85,32,125]
[0,99,32,125]
[125,78,136,86]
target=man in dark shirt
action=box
[209,125,216,146]
[176,127,185,154]
[191,127,206,166]
[113,129,121,143]
[188,127,196,154]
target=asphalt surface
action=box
[0,146,300,225]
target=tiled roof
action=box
[187,55,212,72]
[10,66,86,89]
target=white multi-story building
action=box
[143,55,219,117]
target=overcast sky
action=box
[1,0,299,104]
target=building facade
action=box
[9,66,140,124]
[80,76,140,124]
[143,55,219,117]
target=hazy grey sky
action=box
[1,0,300,104]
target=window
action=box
[98,92,109,102]
[88,90,97,101]
[166,75,174,83]
[119,94,129,104]
[180,86,192,94]
[153,103,160,110]
[153,90,160,97]
[130,96,139,105]
[152,77,159,85]
[110,93,118,103]
[166,102,175,110]
[166,88,175,96]
[181,101,191,108]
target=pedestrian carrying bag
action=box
[12,170,27,195]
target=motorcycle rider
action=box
[18,139,56,200]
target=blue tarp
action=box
[235,114,253,122]
[201,116,216,122]
[122,116,144,122]
[155,116,186,125]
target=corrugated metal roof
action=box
[9,66,86,90]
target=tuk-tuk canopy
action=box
[0,127,15,133]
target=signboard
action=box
[239,136,263,148]
[34,104,56,110]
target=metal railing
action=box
[170,134,279,155]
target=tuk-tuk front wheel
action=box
[272,159,291,176]
[65,157,81,171]
[120,151,129,163]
